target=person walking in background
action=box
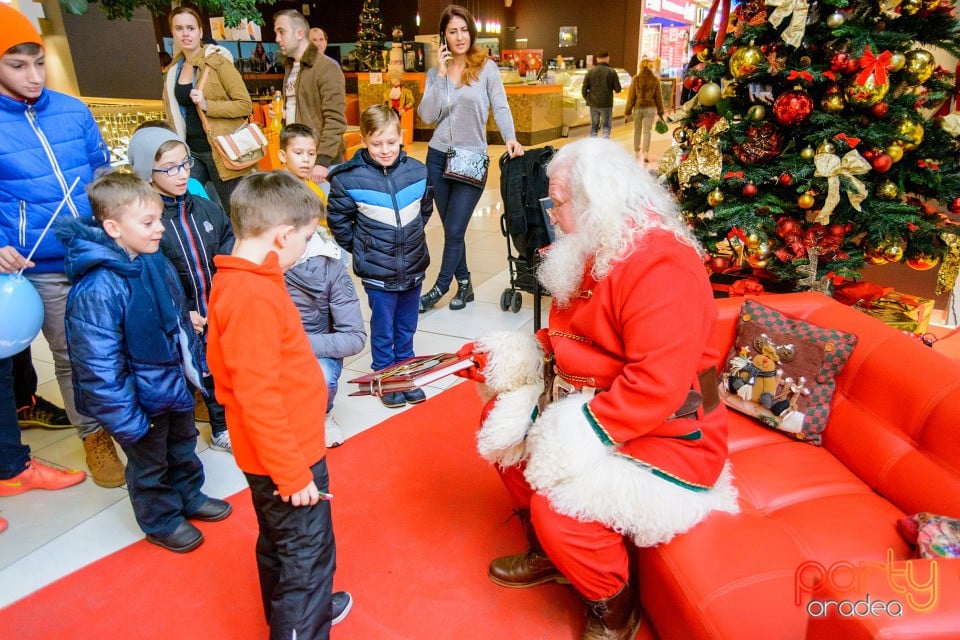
[127,122,236,454]
[206,172,352,638]
[274,11,347,184]
[0,4,125,488]
[417,4,523,313]
[327,106,432,410]
[162,5,254,212]
[581,50,621,139]
[59,173,231,553]
[624,57,665,164]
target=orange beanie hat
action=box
[0,5,44,56]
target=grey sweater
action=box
[418,59,517,154]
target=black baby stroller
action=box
[498,145,556,329]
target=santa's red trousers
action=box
[498,463,630,600]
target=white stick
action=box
[17,176,81,276]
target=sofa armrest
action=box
[804,558,960,639]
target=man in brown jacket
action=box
[274,10,347,183]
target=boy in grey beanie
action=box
[128,121,237,454]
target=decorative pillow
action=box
[898,512,960,559]
[718,299,858,445]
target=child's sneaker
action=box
[380,392,405,409]
[332,591,353,625]
[402,388,426,404]
[325,415,346,448]
[0,458,86,496]
[210,431,233,454]
[17,395,72,429]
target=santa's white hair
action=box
[539,138,702,296]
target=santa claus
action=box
[461,138,739,640]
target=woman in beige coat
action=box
[624,58,665,164]
[162,6,253,211]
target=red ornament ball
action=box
[871,154,893,173]
[742,182,759,198]
[708,256,732,273]
[950,197,960,214]
[776,217,801,238]
[830,52,849,72]
[845,58,860,74]
[773,89,814,126]
[779,172,793,186]
[870,102,889,118]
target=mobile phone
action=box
[439,35,446,49]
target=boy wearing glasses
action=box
[129,123,236,453]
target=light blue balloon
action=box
[0,273,44,359]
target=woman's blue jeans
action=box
[426,147,486,292]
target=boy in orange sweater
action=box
[205,171,351,638]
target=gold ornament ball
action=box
[746,104,767,121]
[698,82,722,107]
[844,73,890,108]
[696,46,713,63]
[888,52,906,72]
[745,233,762,249]
[900,0,922,14]
[722,82,739,99]
[673,127,689,145]
[886,143,904,163]
[903,49,935,85]
[798,192,816,209]
[906,254,940,270]
[753,242,772,258]
[895,119,924,150]
[821,90,845,114]
[863,245,889,265]
[707,188,725,207]
[876,181,899,200]
[729,45,764,80]
[881,240,905,263]
[826,11,845,27]
[746,254,768,269]
[817,140,836,155]
[800,145,816,160]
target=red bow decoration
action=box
[822,71,837,81]
[724,171,745,180]
[856,46,892,87]
[729,278,765,296]
[787,70,813,82]
[727,227,747,242]
[918,159,940,170]
[833,133,860,148]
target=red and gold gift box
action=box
[855,290,935,334]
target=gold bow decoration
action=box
[657,145,683,177]
[936,232,960,295]
[941,113,960,138]
[813,149,871,225]
[766,0,809,48]
[677,118,729,188]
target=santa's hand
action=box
[454,342,487,383]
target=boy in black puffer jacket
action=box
[128,122,236,454]
[327,105,433,410]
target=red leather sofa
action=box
[635,292,960,639]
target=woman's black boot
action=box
[449,276,474,311]
[419,285,444,313]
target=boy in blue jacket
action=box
[327,105,432,409]
[58,172,232,553]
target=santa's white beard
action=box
[537,230,595,307]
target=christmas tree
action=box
[355,0,386,71]
[659,0,960,293]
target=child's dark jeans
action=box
[122,409,207,537]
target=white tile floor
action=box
[0,123,661,609]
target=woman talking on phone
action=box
[417,4,524,312]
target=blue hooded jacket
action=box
[0,89,110,273]
[57,217,204,447]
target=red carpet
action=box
[0,382,583,639]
